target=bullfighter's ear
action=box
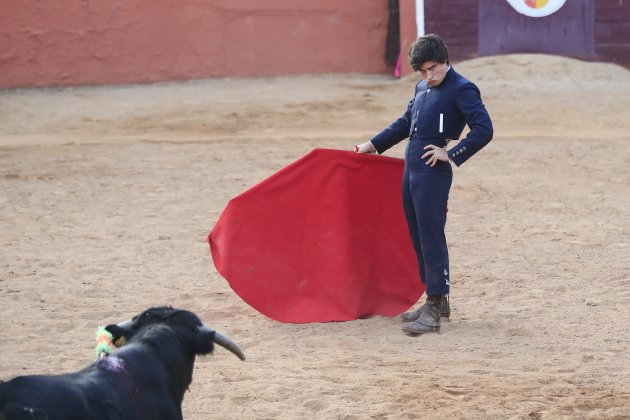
[195,328,216,355]
[105,324,132,347]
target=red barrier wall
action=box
[398,0,417,78]
[0,0,391,89]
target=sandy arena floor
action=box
[1,54,629,418]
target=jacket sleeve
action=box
[448,83,493,166]
[369,97,414,154]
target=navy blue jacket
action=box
[370,67,493,166]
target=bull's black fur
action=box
[0,306,242,420]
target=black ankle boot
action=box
[400,294,450,322]
[402,295,444,335]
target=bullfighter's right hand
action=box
[354,141,376,154]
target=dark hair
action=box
[408,34,449,72]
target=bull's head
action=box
[104,306,245,361]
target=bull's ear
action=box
[105,324,132,347]
[195,328,216,355]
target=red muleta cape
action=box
[208,148,423,323]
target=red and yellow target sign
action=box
[525,0,548,8]
[507,0,566,17]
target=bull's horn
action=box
[116,319,133,329]
[199,325,246,361]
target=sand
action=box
[1,54,629,419]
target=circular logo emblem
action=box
[526,0,548,8]
[506,0,567,17]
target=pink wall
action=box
[0,0,391,89]
[398,0,417,78]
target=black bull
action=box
[0,307,245,420]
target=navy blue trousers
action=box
[402,139,452,296]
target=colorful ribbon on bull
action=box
[95,326,114,357]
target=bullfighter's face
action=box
[418,60,448,87]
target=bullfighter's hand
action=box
[354,141,376,154]
[421,144,449,167]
